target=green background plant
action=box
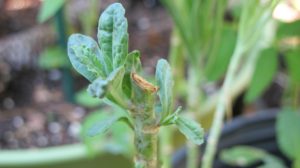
[221,146,286,168]
[160,0,280,167]
[276,109,300,168]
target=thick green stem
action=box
[134,127,158,168]
[132,93,159,168]
[202,47,243,168]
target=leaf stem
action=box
[202,47,243,168]
[159,127,174,168]
[187,141,198,168]
[186,66,203,168]
[198,43,262,118]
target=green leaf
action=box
[262,156,286,168]
[81,109,134,157]
[122,50,142,99]
[238,0,277,52]
[221,146,264,166]
[87,77,108,98]
[122,73,132,100]
[161,106,182,125]
[88,115,128,137]
[245,48,278,103]
[205,26,237,81]
[75,88,102,108]
[87,66,125,99]
[160,0,191,61]
[125,50,142,73]
[221,146,286,168]
[105,120,134,156]
[277,20,300,39]
[155,59,174,120]
[38,46,69,69]
[294,158,300,168]
[68,34,106,81]
[98,3,128,70]
[276,109,300,160]
[231,3,243,21]
[285,49,300,84]
[38,0,66,23]
[175,116,204,145]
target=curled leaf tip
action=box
[131,72,159,93]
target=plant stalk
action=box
[187,141,198,168]
[186,66,202,168]
[134,127,158,168]
[198,41,264,119]
[159,127,174,168]
[202,47,243,168]
[132,93,159,168]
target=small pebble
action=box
[48,69,61,81]
[37,135,48,147]
[3,97,15,110]
[8,139,19,149]
[19,138,30,148]
[12,116,24,128]
[48,122,61,134]
[137,17,150,30]
[50,134,62,145]
[3,131,14,140]
[16,126,30,139]
[68,122,81,138]
[73,107,85,120]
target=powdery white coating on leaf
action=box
[87,67,125,98]
[98,3,128,71]
[68,34,105,81]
